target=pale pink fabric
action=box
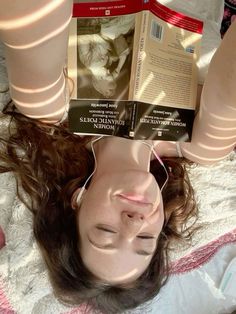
[170,228,236,274]
[0,281,15,314]
[0,227,5,250]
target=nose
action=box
[121,211,144,236]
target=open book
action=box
[68,0,203,141]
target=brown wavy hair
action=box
[0,102,198,314]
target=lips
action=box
[118,194,153,206]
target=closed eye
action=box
[96,226,117,234]
[137,235,155,239]
[88,237,155,256]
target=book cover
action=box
[68,0,203,141]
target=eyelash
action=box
[96,227,117,234]
[137,235,155,239]
[96,227,155,239]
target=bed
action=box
[0,1,236,313]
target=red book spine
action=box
[150,1,203,34]
[73,0,143,18]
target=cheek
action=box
[157,211,165,233]
[147,217,164,237]
[78,201,99,228]
[156,204,165,231]
[78,194,114,230]
[145,203,165,235]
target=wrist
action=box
[153,141,180,157]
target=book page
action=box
[128,11,143,101]
[68,14,135,101]
[68,19,78,99]
[67,0,144,137]
[68,1,202,141]
[133,6,202,110]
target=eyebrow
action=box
[136,250,154,256]
[88,237,154,256]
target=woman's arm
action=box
[154,21,236,165]
[180,20,236,165]
[0,0,73,123]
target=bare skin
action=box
[75,137,164,283]
[0,0,73,122]
[180,22,236,165]
[154,22,236,164]
[1,1,236,284]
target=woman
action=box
[76,15,134,98]
[0,1,236,313]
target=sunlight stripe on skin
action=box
[180,147,229,163]
[202,99,236,112]
[0,0,65,30]
[202,99,236,119]
[209,112,236,122]
[208,124,236,131]
[205,132,236,140]
[11,73,63,94]
[226,103,236,111]
[5,16,71,50]
[26,105,66,119]
[12,80,65,108]
[198,142,235,151]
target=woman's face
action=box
[77,169,164,284]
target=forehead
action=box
[80,236,152,284]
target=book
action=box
[68,0,203,141]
